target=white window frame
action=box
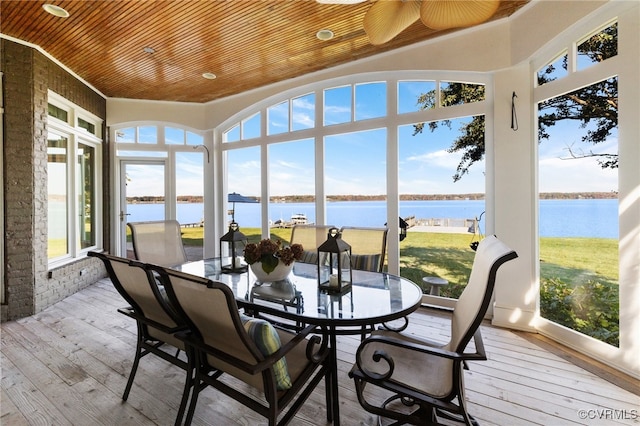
[47,91,103,268]
[110,122,208,257]
[217,71,493,278]
[532,1,639,378]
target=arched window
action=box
[218,72,492,299]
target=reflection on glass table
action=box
[249,278,304,314]
[173,257,422,426]
[175,259,422,327]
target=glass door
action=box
[120,160,166,258]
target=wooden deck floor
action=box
[2,278,638,426]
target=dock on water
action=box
[409,217,477,233]
[182,216,478,234]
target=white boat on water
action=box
[271,213,310,228]
[290,213,308,225]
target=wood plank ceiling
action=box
[1,0,530,103]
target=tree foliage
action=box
[412,83,486,182]
[413,23,618,182]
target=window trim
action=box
[216,71,493,275]
[47,91,103,268]
[531,1,639,378]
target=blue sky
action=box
[120,81,618,198]
[538,119,618,193]
[226,79,618,197]
[227,81,490,198]
[227,122,489,198]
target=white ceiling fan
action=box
[318,0,501,45]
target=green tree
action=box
[413,23,618,181]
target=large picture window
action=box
[536,22,620,347]
[219,73,491,300]
[47,93,102,265]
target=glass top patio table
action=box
[174,258,423,329]
[174,258,423,425]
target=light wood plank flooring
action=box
[2,278,638,426]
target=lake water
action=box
[124,199,619,239]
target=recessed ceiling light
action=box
[202,72,217,80]
[143,46,156,54]
[316,29,335,41]
[43,4,69,18]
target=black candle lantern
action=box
[399,217,408,241]
[317,227,352,293]
[220,221,248,273]
[386,217,408,242]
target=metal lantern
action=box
[386,217,408,241]
[399,217,408,241]
[317,227,352,293]
[220,221,248,273]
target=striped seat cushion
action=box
[351,254,381,272]
[299,250,318,264]
[240,314,292,390]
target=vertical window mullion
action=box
[570,41,578,74]
[352,84,356,122]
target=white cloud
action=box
[291,111,314,128]
[539,157,617,192]
[406,149,460,169]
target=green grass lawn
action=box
[181,226,621,345]
[181,227,618,292]
[540,236,618,285]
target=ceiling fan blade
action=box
[363,0,421,45]
[420,0,500,30]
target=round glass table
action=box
[175,259,423,329]
[174,258,423,425]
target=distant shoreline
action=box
[127,192,618,204]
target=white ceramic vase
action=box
[250,259,294,283]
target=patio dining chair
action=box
[339,226,388,272]
[349,235,517,425]
[289,224,336,264]
[87,251,192,425]
[151,265,333,426]
[334,226,389,338]
[127,220,188,267]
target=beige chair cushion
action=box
[358,329,454,398]
[290,225,336,252]
[168,274,312,394]
[128,220,188,267]
[110,259,184,350]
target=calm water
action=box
[124,199,619,239]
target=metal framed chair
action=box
[349,236,518,425]
[127,220,188,267]
[339,226,389,272]
[87,251,192,425]
[151,265,333,426]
